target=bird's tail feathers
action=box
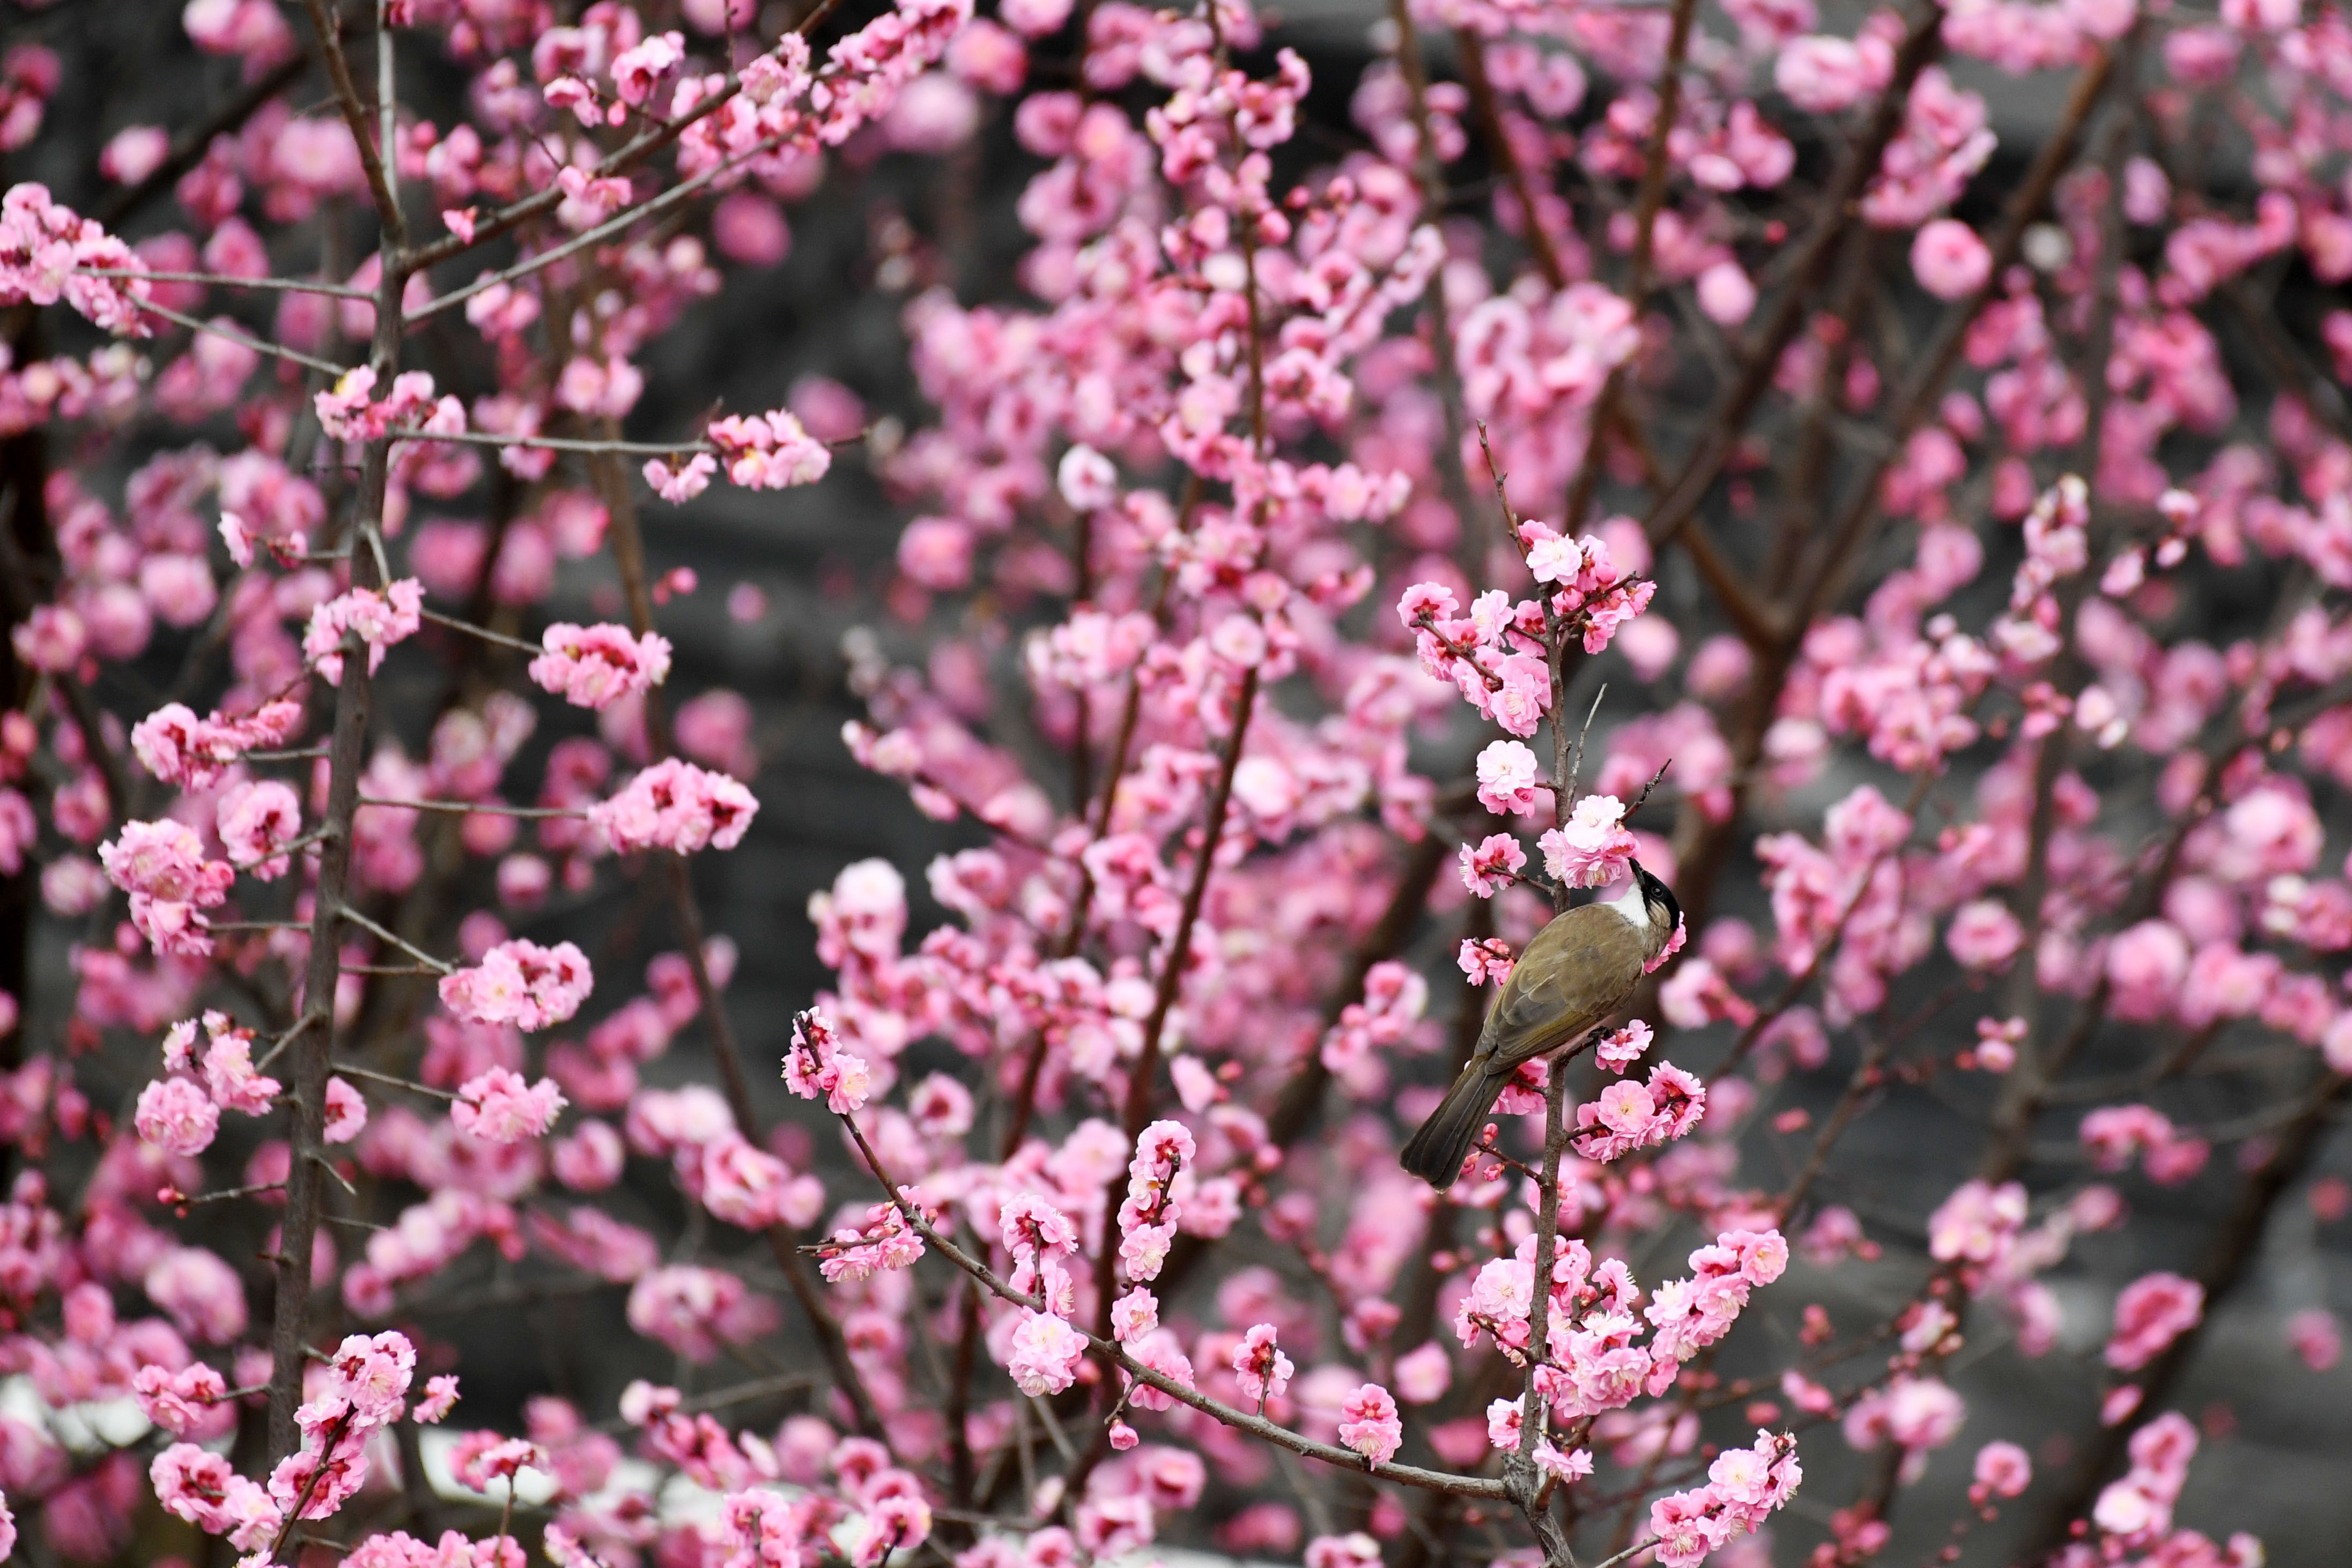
[1399,1066,1503,1188]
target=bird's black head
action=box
[1630,859,1681,940]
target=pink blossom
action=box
[529,623,674,710]
[11,603,84,671]
[304,578,425,685]
[413,1375,461,1423]
[217,779,302,878]
[1946,899,2023,968]
[1459,936,1517,986]
[1911,219,1992,300]
[1928,1179,2026,1267]
[645,451,719,502]
[438,939,594,1030]
[200,1018,281,1114]
[588,757,760,854]
[99,819,235,955]
[1458,833,1526,897]
[708,408,832,489]
[1972,1440,2032,1499]
[1475,739,1545,816]
[135,1075,220,1156]
[1695,261,1756,325]
[2105,1271,2203,1371]
[1231,1323,1294,1406]
[132,1362,228,1437]
[553,1120,626,1190]
[1539,795,1639,887]
[130,698,303,791]
[1596,1019,1653,1074]
[451,1067,567,1142]
[627,1264,779,1361]
[695,1132,823,1230]
[323,1075,367,1143]
[1005,1309,1086,1395]
[815,1202,924,1283]
[1775,36,1876,112]
[782,1007,870,1113]
[1336,1383,1402,1466]
[2288,1308,2340,1372]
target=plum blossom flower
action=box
[1539,795,1639,887]
[217,779,303,879]
[1231,1323,1293,1407]
[588,757,760,854]
[782,1008,870,1113]
[12,604,84,671]
[438,938,594,1030]
[528,623,674,710]
[451,1066,567,1142]
[1459,935,1517,986]
[1110,1287,1158,1342]
[813,1201,924,1283]
[322,1075,367,1143]
[1972,1440,2032,1500]
[2105,1271,2203,1371]
[135,1076,219,1155]
[99,818,235,955]
[1475,740,1545,816]
[1912,218,1992,299]
[304,578,425,685]
[707,408,831,489]
[645,451,718,502]
[199,1018,281,1114]
[413,1375,460,1423]
[132,1362,228,1436]
[1005,1309,1086,1395]
[1596,1019,1654,1074]
[626,1265,780,1361]
[130,699,304,791]
[1458,833,1527,897]
[1336,1384,1402,1466]
[1117,1119,1193,1283]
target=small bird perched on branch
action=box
[1399,860,1682,1188]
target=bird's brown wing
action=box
[1478,904,1647,1070]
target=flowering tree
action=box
[0,0,2345,1566]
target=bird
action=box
[1399,859,1682,1187]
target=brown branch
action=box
[294,0,408,247]
[1506,1061,1578,1566]
[267,234,408,1462]
[1639,3,1948,557]
[1455,31,1566,290]
[2025,1070,2351,1551]
[1562,0,1699,533]
[837,1114,1512,1500]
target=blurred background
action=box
[2,0,2349,1563]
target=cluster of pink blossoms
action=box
[1115,1118,1193,1283]
[0,0,2347,1556]
[704,408,833,490]
[781,1007,871,1113]
[313,367,465,443]
[129,697,304,790]
[98,818,236,955]
[303,577,425,685]
[586,756,759,854]
[437,938,594,1030]
[0,182,150,332]
[527,622,673,709]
